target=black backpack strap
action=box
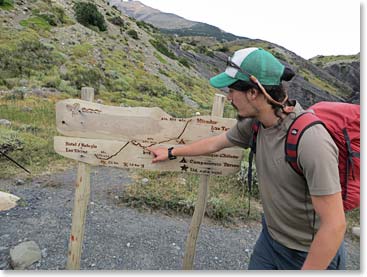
[342,128,360,200]
[247,120,260,193]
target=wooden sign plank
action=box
[54,136,243,176]
[56,99,237,144]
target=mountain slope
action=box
[0,0,221,117]
[0,0,358,115]
[109,0,194,28]
[108,0,245,41]
[310,54,360,103]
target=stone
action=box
[0,192,20,211]
[141,178,149,185]
[15,179,25,186]
[41,248,48,258]
[0,119,11,126]
[177,178,186,186]
[10,241,42,270]
[0,261,9,270]
[352,227,360,238]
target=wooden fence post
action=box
[66,87,94,270]
[182,94,226,270]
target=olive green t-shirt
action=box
[226,102,341,251]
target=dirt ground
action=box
[0,166,360,270]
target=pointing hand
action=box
[146,146,169,163]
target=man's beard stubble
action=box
[231,101,247,122]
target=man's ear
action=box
[248,88,260,100]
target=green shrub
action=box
[149,39,176,59]
[38,13,58,26]
[178,57,190,68]
[108,16,124,27]
[72,43,94,58]
[0,0,13,10]
[216,45,229,52]
[136,20,157,32]
[73,2,107,32]
[43,75,61,88]
[63,66,104,93]
[127,29,139,40]
[19,16,51,31]
[0,39,61,79]
[0,127,23,153]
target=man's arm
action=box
[301,192,346,270]
[147,132,234,163]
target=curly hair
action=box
[228,67,296,118]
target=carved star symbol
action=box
[180,164,189,172]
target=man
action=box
[148,47,346,270]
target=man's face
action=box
[226,88,257,120]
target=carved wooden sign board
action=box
[54,99,243,176]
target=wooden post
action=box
[66,87,94,270]
[182,94,226,270]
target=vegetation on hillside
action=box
[0,0,359,226]
[73,2,107,31]
[0,0,13,10]
[309,53,360,67]
[0,96,70,177]
[162,22,244,42]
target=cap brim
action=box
[209,72,238,88]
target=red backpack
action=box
[249,102,360,211]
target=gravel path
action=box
[0,166,360,270]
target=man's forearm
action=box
[172,135,225,157]
[302,223,346,269]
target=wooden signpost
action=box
[55,88,242,269]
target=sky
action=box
[137,0,361,59]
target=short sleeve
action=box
[298,124,341,195]
[226,118,254,149]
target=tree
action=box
[73,2,107,32]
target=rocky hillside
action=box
[108,0,245,42]
[0,0,359,115]
[310,54,360,103]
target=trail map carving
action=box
[54,99,244,176]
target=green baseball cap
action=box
[210,47,285,88]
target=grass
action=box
[299,68,344,97]
[0,95,69,177]
[345,208,360,233]
[310,54,360,65]
[20,16,52,31]
[0,94,359,230]
[0,0,13,10]
[116,170,261,225]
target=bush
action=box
[178,57,190,68]
[63,66,104,93]
[0,40,59,79]
[0,0,13,10]
[149,39,176,59]
[0,127,23,154]
[38,13,58,26]
[73,2,107,32]
[127,29,139,40]
[216,45,229,52]
[108,16,124,27]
